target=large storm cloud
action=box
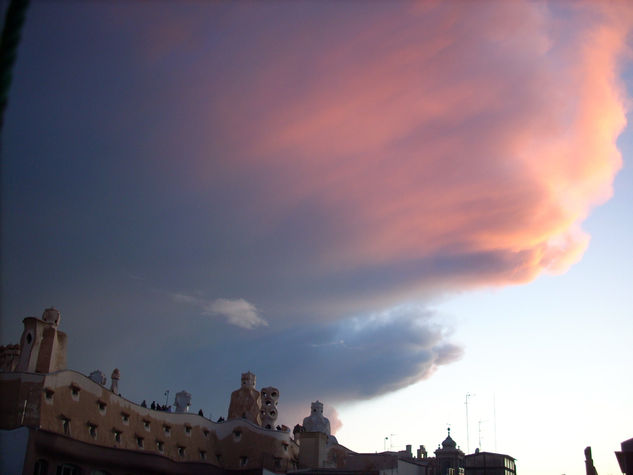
[1,1,631,422]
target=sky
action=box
[1,1,632,474]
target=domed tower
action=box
[15,308,67,373]
[441,429,457,450]
[260,386,280,429]
[434,428,465,475]
[227,371,262,425]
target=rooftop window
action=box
[70,385,80,401]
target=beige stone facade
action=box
[1,367,300,473]
[0,310,300,474]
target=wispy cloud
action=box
[310,339,345,349]
[172,293,268,330]
[205,298,268,330]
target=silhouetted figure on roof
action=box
[151,401,156,410]
[141,400,147,408]
[198,409,204,416]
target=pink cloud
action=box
[326,405,343,435]
[150,1,631,305]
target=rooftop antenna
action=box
[478,420,485,450]
[465,393,474,454]
[390,433,397,450]
[493,393,497,451]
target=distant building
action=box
[464,449,516,475]
[615,438,633,475]
[434,428,465,475]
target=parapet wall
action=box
[13,370,300,470]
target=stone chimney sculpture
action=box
[174,390,192,413]
[15,307,67,374]
[303,400,331,435]
[89,370,107,386]
[260,386,280,429]
[228,371,262,425]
